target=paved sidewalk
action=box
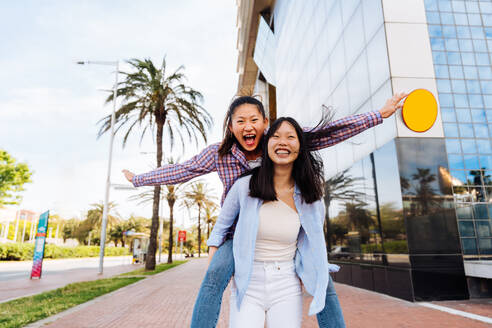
[30,258,491,328]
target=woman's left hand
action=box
[379,92,409,118]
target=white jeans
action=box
[229,260,302,328]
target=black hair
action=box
[218,96,267,158]
[249,116,329,204]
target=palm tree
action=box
[323,170,365,251]
[184,182,217,257]
[86,201,120,231]
[411,168,437,214]
[203,202,218,240]
[98,57,212,270]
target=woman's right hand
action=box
[208,246,218,266]
[122,169,135,183]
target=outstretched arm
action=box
[310,92,408,151]
[122,144,219,187]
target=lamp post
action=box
[77,60,118,274]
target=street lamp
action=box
[77,60,119,274]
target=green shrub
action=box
[0,243,129,261]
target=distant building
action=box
[236,0,492,300]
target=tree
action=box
[203,202,218,240]
[184,182,217,257]
[323,170,365,251]
[0,150,32,205]
[98,57,212,270]
[86,201,121,231]
[411,168,437,214]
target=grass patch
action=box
[119,260,187,276]
[0,277,142,328]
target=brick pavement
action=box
[33,258,491,328]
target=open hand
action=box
[122,169,135,183]
[379,92,409,118]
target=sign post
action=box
[30,211,49,279]
[178,230,186,259]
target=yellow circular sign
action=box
[402,89,438,132]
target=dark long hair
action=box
[249,115,334,204]
[218,96,267,158]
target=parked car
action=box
[329,245,353,260]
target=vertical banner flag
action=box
[30,211,49,279]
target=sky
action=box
[0,1,238,227]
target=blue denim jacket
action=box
[207,176,339,316]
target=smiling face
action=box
[267,121,301,166]
[229,103,269,154]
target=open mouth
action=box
[275,149,291,156]
[243,134,256,147]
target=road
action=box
[0,256,134,281]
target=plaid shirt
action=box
[132,111,383,204]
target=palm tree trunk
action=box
[167,200,175,264]
[146,121,164,271]
[323,197,332,252]
[198,204,201,257]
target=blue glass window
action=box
[474,204,489,219]
[470,26,485,39]
[452,0,466,13]
[454,94,469,107]
[463,66,478,79]
[446,138,462,153]
[459,221,475,237]
[456,108,471,122]
[469,95,484,108]
[437,79,452,92]
[464,155,480,169]
[463,155,480,170]
[439,0,452,12]
[449,154,465,169]
[449,65,464,78]
[461,238,478,254]
[461,52,475,65]
[479,66,492,79]
[479,238,492,254]
[484,95,492,109]
[468,13,482,26]
[487,111,492,122]
[482,81,492,94]
[459,39,473,51]
[435,65,449,78]
[441,107,456,122]
[466,1,480,13]
[477,221,492,237]
[441,12,454,24]
[425,0,438,11]
[476,53,490,66]
[481,2,492,14]
[431,37,445,50]
[433,51,447,64]
[454,12,468,25]
[462,139,477,153]
[457,26,471,38]
[473,39,487,52]
[440,93,454,106]
[474,124,489,138]
[472,110,486,123]
[477,140,492,154]
[459,123,474,137]
[485,27,492,39]
[444,122,459,137]
[443,25,457,38]
[452,79,466,93]
[429,25,443,37]
[480,156,492,170]
[466,80,481,93]
[445,38,459,51]
[483,14,492,27]
[456,204,473,219]
[427,12,441,24]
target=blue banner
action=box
[30,210,49,279]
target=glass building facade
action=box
[237,0,492,301]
